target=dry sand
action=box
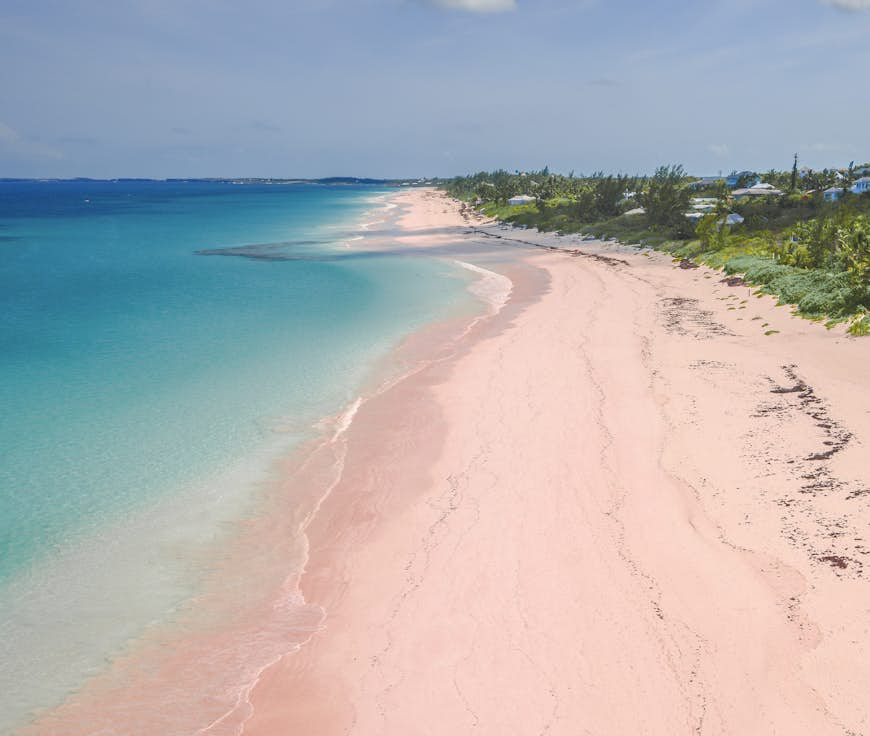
[241,188,870,735]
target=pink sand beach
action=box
[33,188,870,735]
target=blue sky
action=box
[0,0,867,178]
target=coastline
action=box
[27,188,870,734]
[241,189,870,735]
[23,189,520,735]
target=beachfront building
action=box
[851,177,870,195]
[824,187,845,202]
[732,183,785,200]
[508,195,536,206]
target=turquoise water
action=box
[0,180,473,730]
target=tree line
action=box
[439,163,870,328]
[441,165,694,234]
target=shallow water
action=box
[0,181,475,732]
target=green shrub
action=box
[722,256,868,318]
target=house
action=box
[690,197,718,213]
[732,186,784,199]
[824,187,845,202]
[726,171,760,188]
[851,177,870,195]
[508,195,536,206]
[723,213,745,226]
[691,203,716,213]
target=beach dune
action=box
[240,190,870,735]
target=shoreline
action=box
[23,189,527,735]
[242,189,870,735]
[26,188,870,734]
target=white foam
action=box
[194,397,365,736]
[332,397,363,441]
[453,260,513,315]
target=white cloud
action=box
[709,143,729,157]
[431,0,517,12]
[820,0,870,10]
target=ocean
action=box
[0,180,477,732]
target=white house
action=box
[508,195,536,206]
[732,186,784,199]
[824,186,845,202]
[851,177,870,195]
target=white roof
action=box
[733,187,784,196]
[750,182,775,189]
[825,186,844,193]
[854,177,870,184]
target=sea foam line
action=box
[192,391,367,736]
[453,260,513,315]
[196,225,515,736]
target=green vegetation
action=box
[440,164,870,334]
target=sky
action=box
[0,0,868,178]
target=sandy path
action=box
[244,190,870,735]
